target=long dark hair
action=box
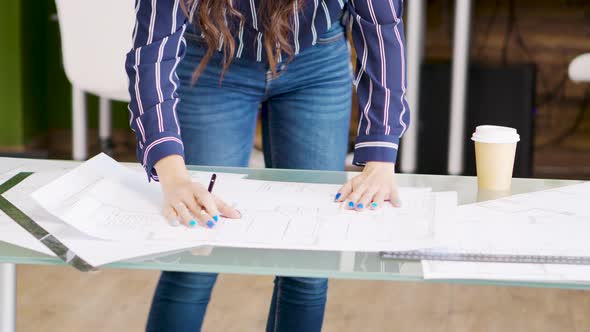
[180,0,301,82]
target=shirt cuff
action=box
[139,134,185,182]
[352,135,399,166]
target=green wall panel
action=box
[21,0,49,140]
[0,0,24,146]
[0,0,132,148]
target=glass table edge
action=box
[3,238,590,290]
[3,254,590,290]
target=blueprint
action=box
[23,154,456,266]
[0,156,246,265]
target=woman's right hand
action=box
[155,155,241,228]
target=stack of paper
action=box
[1,154,456,267]
[0,159,246,266]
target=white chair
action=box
[55,0,134,160]
[569,53,590,83]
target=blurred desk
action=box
[0,157,583,332]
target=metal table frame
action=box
[0,264,16,332]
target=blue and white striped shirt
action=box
[125,0,410,180]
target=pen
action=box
[203,174,218,228]
[207,173,217,193]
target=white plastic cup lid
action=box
[471,125,520,143]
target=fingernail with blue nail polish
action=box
[335,193,341,200]
[357,203,364,209]
[348,201,354,208]
[189,220,197,228]
[207,220,215,228]
[172,219,180,226]
[371,202,378,208]
[213,215,219,222]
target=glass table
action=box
[0,158,585,332]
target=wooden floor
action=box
[16,264,590,331]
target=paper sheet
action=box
[0,157,246,266]
[422,181,590,281]
[25,154,456,266]
[31,154,245,243]
[438,182,590,257]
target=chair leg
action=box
[72,86,87,161]
[99,97,114,155]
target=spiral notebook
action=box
[383,181,590,267]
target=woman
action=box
[126,0,409,331]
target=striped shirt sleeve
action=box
[348,0,410,165]
[125,0,188,181]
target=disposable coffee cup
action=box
[471,125,520,191]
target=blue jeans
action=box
[146,24,352,332]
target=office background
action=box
[2,0,589,179]
[1,0,590,331]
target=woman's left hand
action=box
[335,161,401,211]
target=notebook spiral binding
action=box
[380,250,590,266]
